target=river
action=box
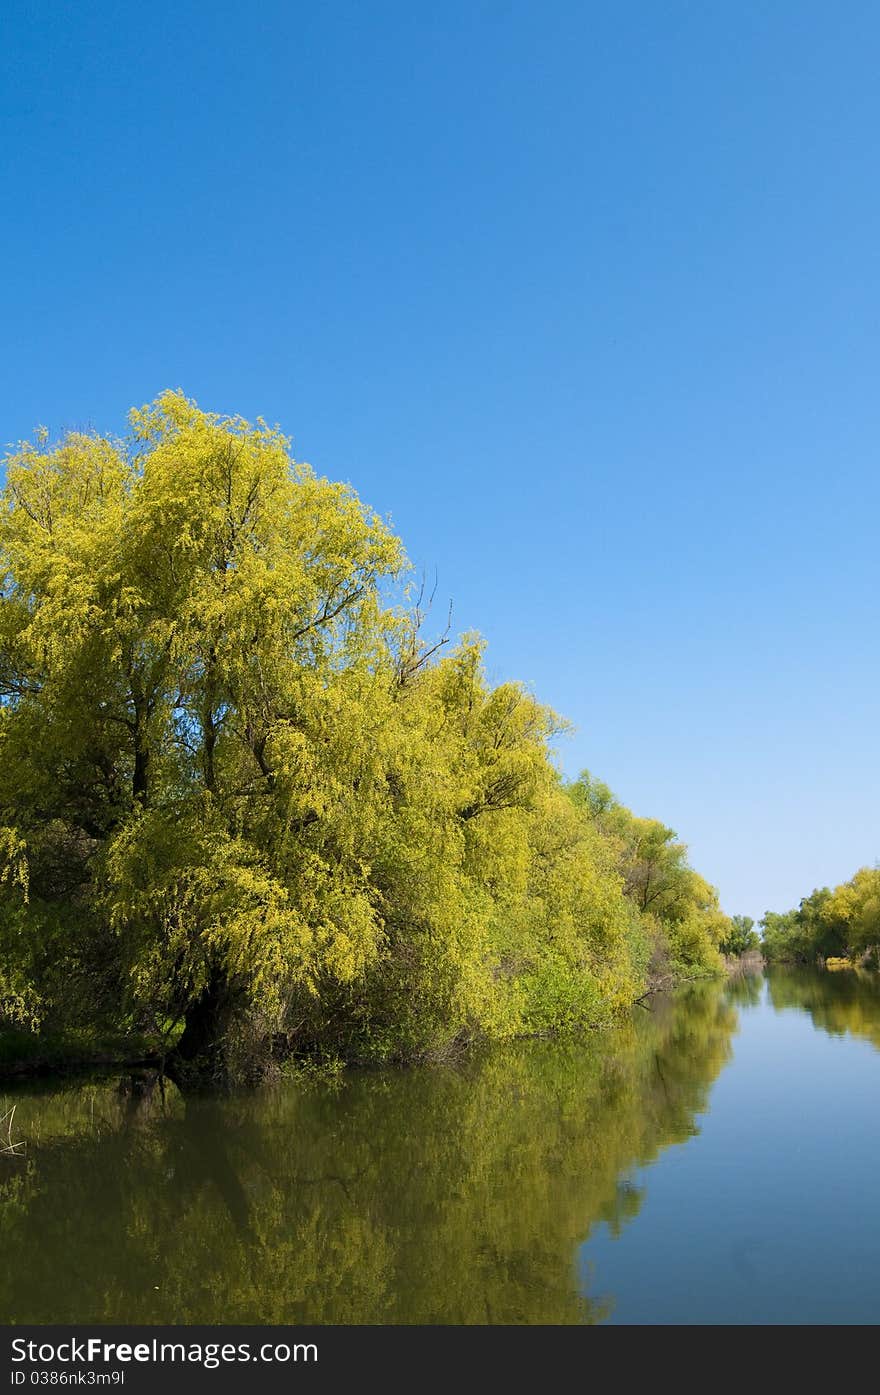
[2,967,879,1324]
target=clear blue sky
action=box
[1,1,878,923]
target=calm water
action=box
[3,968,880,1325]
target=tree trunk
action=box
[132,736,150,806]
[203,705,217,792]
[169,970,236,1088]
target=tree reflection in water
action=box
[0,981,738,1324]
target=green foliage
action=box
[0,393,727,1080]
[720,915,760,957]
[567,772,729,978]
[762,867,880,967]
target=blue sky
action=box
[1,1,878,922]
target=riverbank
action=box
[0,1026,160,1080]
[1,960,738,1083]
[722,949,765,977]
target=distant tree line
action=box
[0,393,733,1082]
[761,867,880,966]
[719,915,760,958]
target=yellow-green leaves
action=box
[0,392,725,1078]
[0,827,27,899]
[567,771,728,978]
[766,867,880,966]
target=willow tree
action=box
[567,771,729,976]
[0,393,410,1074]
[1,392,726,1082]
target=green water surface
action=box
[2,968,878,1324]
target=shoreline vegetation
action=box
[762,866,880,970]
[0,956,765,1082]
[1,393,742,1088]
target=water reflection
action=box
[723,970,763,1008]
[767,966,880,1051]
[1,982,738,1324]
